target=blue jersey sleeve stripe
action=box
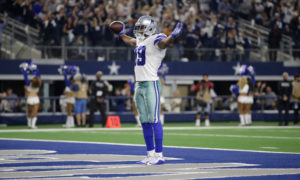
[154,38,164,45]
[156,35,167,39]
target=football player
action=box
[119,16,182,165]
[19,61,42,129]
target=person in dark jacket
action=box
[88,71,108,127]
[241,31,251,62]
[268,24,282,61]
[277,72,292,126]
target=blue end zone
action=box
[204,174,300,180]
[0,139,300,179]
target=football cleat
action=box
[137,156,155,165]
[147,156,165,165]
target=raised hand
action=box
[119,23,126,35]
[19,62,28,73]
[171,22,183,40]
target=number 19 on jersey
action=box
[135,46,146,66]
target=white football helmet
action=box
[134,16,157,41]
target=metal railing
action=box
[0,95,280,114]
[0,13,41,59]
[1,45,300,62]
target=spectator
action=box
[264,86,277,110]
[238,0,252,20]
[23,1,38,28]
[253,0,265,25]
[3,0,299,63]
[12,0,24,22]
[170,89,182,113]
[225,17,239,36]
[225,30,237,61]
[72,73,88,127]
[277,72,292,126]
[63,16,77,45]
[240,31,251,61]
[191,74,214,127]
[6,88,19,112]
[254,81,266,109]
[291,74,300,125]
[268,24,282,61]
[115,88,126,113]
[218,0,232,20]
[0,92,9,112]
[45,0,58,14]
[290,12,300,60]
[183,24,198,61]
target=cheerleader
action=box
[231,65,255,126]
[245,74,255,125]
[59,66,78,128]
[237,76,249,126]
[20,62,42,129]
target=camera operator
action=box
[191,74,214,127]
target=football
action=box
[109,21,124,34]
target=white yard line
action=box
[1,137,300,155]
[78,131,300,140]
[0,126,299,133]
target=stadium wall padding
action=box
[0,112,294,125]
[0,59,299,76]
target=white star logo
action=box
[108,61,120,75]
[232,62,241,75]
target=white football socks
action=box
[147,149,155,157]
[155,152,163,158]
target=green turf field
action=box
[0,122,299,153]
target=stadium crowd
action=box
[1,0,299,61]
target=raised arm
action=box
[63,72,70,87]
[119,24,136,47]
[22,69,30,86]
[19,63,30,86]
[157,22,183,49]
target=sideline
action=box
[0,126,300,133]
[1,137,300,155]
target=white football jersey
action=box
[134,33,167,81]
